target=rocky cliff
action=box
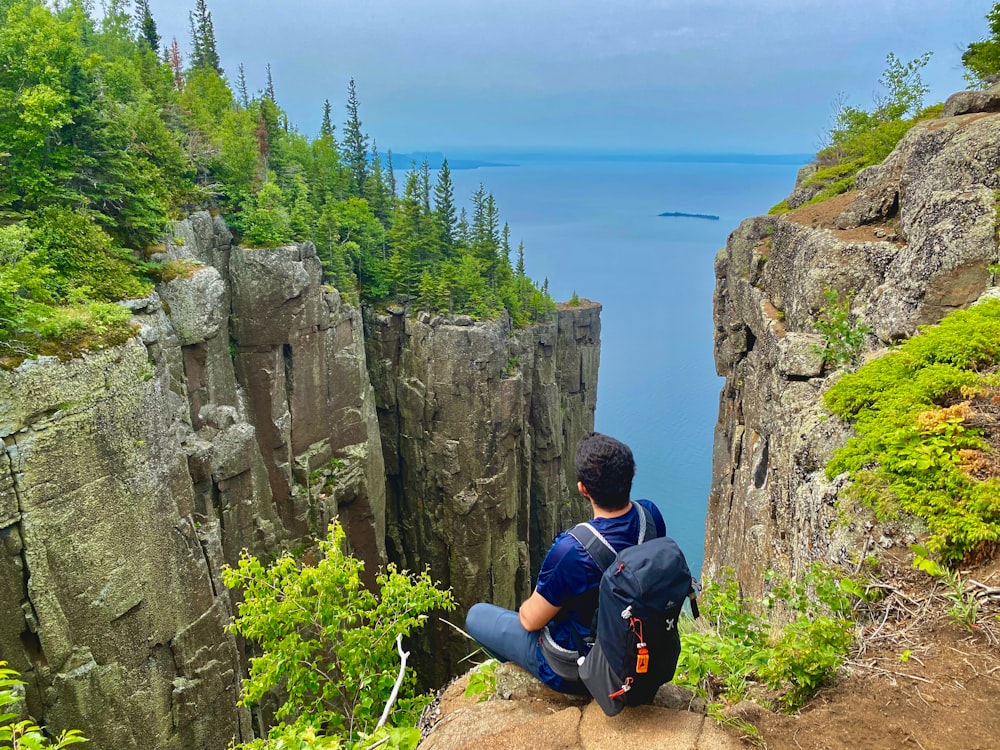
[0,213,599,747]
[704,92,1000,595]
[366,303,600,683]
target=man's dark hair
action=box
[575,432,634,511]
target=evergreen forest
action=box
[0,0,554,363]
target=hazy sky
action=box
[150,1,993,154]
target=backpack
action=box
[567,504,698,716]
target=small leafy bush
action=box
[911,544,981,631]
[236,180,294,248]
[223,521,455,749]
[963,4,1000,87]
[463,659,498,702]
[812,288,871,368]
[675,565,857,712]
[0,662,87,748]
[825,300,1000,562]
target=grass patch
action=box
[147,258,204,283]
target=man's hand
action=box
[518,589,560,631]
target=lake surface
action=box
[446,156,806,576]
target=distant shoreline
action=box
[658,211,720,221]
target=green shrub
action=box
[812,288,872,368]
[223,521,454,748]
[963,4,1000,86]
[237,181,294,248]
[0,661,87,748]
[29,207,150,303]
[770,54,938,212]
[464,659,498,702]
[825,301,1000,561]
[675,565,857,712]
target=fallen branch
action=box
[845,659,933,683]
[375,634,410,732]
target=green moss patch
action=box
[824,300,1000,562]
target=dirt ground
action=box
[783,191,901,244]
[749,553,1000,750]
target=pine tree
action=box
[365,142,391,223]
[265,63,276,102]
[471,185,501,286]
[386,150,397,200]
[420,159,432,215]
[255,108,271,176]
[189,0,222,74]
[321,99,335,139]
[433,158,457,255]
[342,78,369,198]
[135,0,160,50]
[236,63,249,108]
[168,37,184,89]
[456,207,471,247]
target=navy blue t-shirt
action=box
[533,499,666,690]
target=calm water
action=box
[446,157,804,576]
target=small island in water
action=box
[658,211,720,221]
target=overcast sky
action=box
[149,0,993,154]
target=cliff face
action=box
[0,214,388,748]
[0,213,599,747]
[705,98,1000,594]
[365,303,600,683]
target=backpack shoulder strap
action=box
[635,501,657,543]
[568,501,658,569]
[567,522,617,572]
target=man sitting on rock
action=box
[465,431,666,693]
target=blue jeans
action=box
[464,603,587,694]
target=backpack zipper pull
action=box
[608,677,634,699]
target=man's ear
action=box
[577,481,592,500]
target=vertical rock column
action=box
[520,302,601,577]
[230,242,386,573]
[365,302,600,683]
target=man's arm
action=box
[518,589,560,631]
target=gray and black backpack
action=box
[563,504,699,716]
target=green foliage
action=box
[148,258,203,283]
[963,4,1000,87]
[0,0,557,366]
[773,53,935,212]
[0,662,88,748]
[568,291,580,307]
[223,521,454,748]
[911,544,981,631]
[812,288,871,368]
[463,659,498,702]
[237,181,293,248]
[28,208,150,302]
[674,565,856,712]
[824,301,1000,562]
